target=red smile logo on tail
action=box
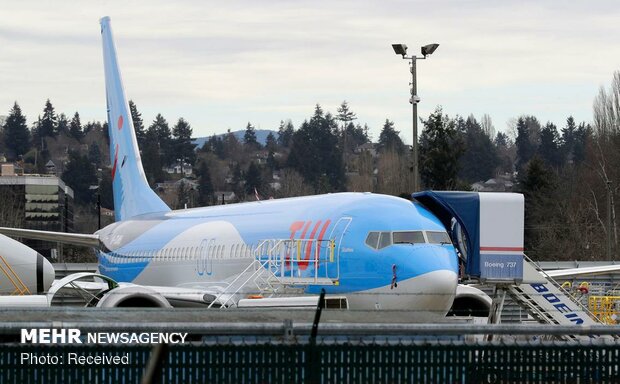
[111,144,119,180]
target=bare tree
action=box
[278,169,313,198]
[480,113,495,138]
[376,149,412,196]
[593,71,620,136]
[346,149,375,192]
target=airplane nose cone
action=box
[405,269,458,316]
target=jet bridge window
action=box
[426,231,452,245]
[393,231,425,245]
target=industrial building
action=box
[0,163,74,259]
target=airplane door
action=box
[197,239,214,276]
[325,217,352,279]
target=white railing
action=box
[207,238,340,309]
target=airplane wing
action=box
[0,227,100,248]
[543,264,620,278]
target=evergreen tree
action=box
[31,116,43,151]
[287,105,345,192]
[345,123,370,149]
[494,131,514,174]
[243,122,260,150]
[148,114,173,165]
[265,132,277,152]
[129,100,146,148]
[83,121,103,136]
[197,161,214,206]
[515,117,536,172]
[266,150,277,171]
[38,99,58,138]
[378,119,405,154]
[277,120,294,148]
[560,116,578,165]
[538,122,561,168]
[419,107,464,190]
[3,102,30,160]
[69,112,83,141]
[62,150,98,205]
[336,101,356,128]
[142,127,165,184]
[458,115,498,183]
[337,101,357,154]
[494,131,509,147]
[222,130,242,160]
[244,161,263,197]
[572,123,591,164]
[88,143,102,166]
[172,118,196,165]
[98,171,114,210]
[517,156,558,253]
[206,134,225,158]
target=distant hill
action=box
[192,129,276,149]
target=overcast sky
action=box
[1,1,619,144]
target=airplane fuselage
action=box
[95,192,459,314]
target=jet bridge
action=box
[413,191,602,337]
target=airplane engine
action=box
[448,284,492,318]
[96,285,173,308]
[0,234,55,295]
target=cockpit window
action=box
[365,230,452,250]
[427,231,452,244]
[378,232,392,249]
[365,232,379,249]
[393,231,425,245]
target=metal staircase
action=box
[491,257,605,341]
[207,238,340,309]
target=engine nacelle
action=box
[96,285,173,308]
[448,284,492,318]
[0,234,55,295]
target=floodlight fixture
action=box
[421,43,439,57]
[392,44,408,57]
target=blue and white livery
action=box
[93,16,459,314]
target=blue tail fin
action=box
[100,16,170,220]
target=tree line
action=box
[1,70,620,261]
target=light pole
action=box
[392,43,439,192]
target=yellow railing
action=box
[588,295,620,325]
[0,254,31,295]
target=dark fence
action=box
[2,338,619,384]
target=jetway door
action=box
[413,191,524,283]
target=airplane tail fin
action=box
[100,17,170,221]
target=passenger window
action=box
[365,232,379,249]
[378,232,392,249]
[427,231,452,244]
[393,231,425,245]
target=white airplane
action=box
[0,17,618,322]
